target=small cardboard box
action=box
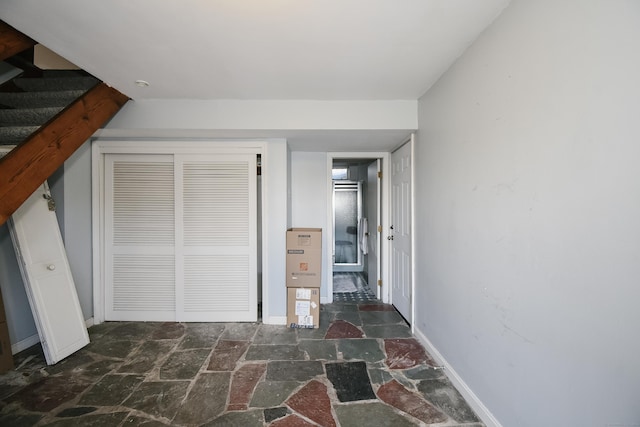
[0,321,14,373]
[287,287,320,329]
[286,228,322,287]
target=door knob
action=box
[47,264,56,271]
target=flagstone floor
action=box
[0,301,483,426]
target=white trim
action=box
[409,134,416,333]
[85,317,94,328]
[414,327,503,427]
[264,315,287,326]
[326,152,391,303]
[11,334,40,355]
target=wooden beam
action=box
[0,83,129,225]
[0,20,36,61]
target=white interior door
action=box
[10,183,89,365]
[391,142,412,323]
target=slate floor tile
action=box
[221,323,259,340]
[123,381,190,420]
[42,411,129,427]
[124,415,170,426]
[298,340,337,360]
[358,303,398,311]
[404,365,446,380]
[7,376,93,412]
[180,323,225,349]
[250,380,301,408]
[253,324,298,344]
[228,363,267,411]
[207,340,250,371]
[362,324,412,338]
[85,339,138,359]
[417,378,481,423]
[334,402,418,427]
[203,408,264,426]
[368,366,394,386]
[118,340,175,374]
[325,361,376,402]
[270,413,317,426]
[160,348,211,379]
[0,412,44,427]
[266,361,323,381]
[244,344,305,361]
[44,352,94,376]
[79,374,144,406]
[56,406,97,417]
[359,310,406,325]
[325,320,364,339]
[334,310,362,325]
[285,379,336,427]
[337,338,384,362]
[264,406,289,423]
[384,338,434,369]
[377,379,449,424]
[109,322,159,341]
[172,372,230,425]
[151,322,185,340]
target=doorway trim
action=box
[326,152,391,303]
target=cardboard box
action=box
[0,321,14,373]
[287,287,320,329]
[286,228,322,287]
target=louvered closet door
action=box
[104,153,257,322]
[105,154,176,321]
[176,154,257,322]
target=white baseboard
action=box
[413,327,503,427]
[321,296,332,304]
[11,317,95,355]
[85,317,94,328]
[264,315,287,325]
[11,333,40,355]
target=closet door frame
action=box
[92,140,264,324]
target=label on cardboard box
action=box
[296,288,311,300]
[295,300,311,316]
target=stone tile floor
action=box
[0,301,483,426]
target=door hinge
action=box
[377,225,382,233]
[377,171,382,178]
[377,279,382,287]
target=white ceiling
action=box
[2,0,510,150]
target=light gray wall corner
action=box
[414,0,640,425]
[63,141,94,320]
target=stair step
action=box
[0,90,87,108]
[13,76,98,92]
[0,107,64,126]
[0,126,39,145]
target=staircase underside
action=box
[0,20,128,225]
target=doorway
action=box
[328,154,389,303]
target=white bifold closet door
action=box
[104,153,257,322]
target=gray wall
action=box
[415,0,640,425]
